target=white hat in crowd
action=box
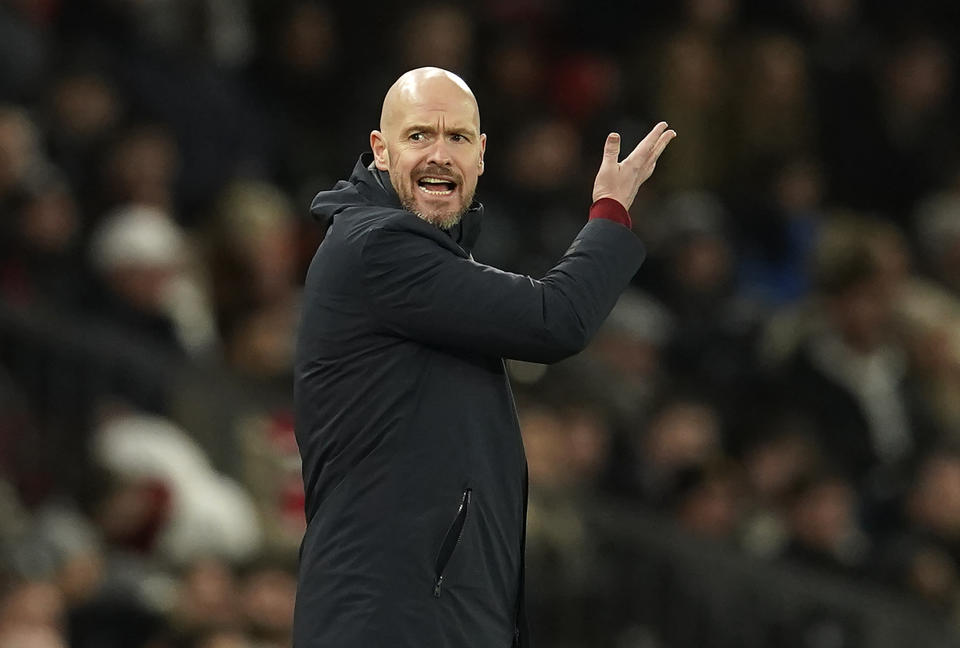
[89,204,186,272]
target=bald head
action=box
[370,67,486,229]
[379,67,480,135]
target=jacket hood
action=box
[310,153,484,253]
[309,153,397,226]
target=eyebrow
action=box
[402,124,479,137]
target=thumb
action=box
[602,132,621,164]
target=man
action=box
[294,67,675,647]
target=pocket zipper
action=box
[433,488,472,598]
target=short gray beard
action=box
[394,175,474,230]
[400,197,466,230]
[387,156,473,229]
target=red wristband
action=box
[589,197,631,229]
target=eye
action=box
[450,133,467,143]
[409,132,424,142]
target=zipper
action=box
[433,488,472,598]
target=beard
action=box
[392,164,474,230]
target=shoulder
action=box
[337,205,457,249]
[318,206,454,267]
[336,206,433,243]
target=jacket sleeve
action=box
[359,218,646,364]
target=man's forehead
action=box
[395,100,480,132]
[380,67,480,132]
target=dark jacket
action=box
[294,155,645,647]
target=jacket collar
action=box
[353,153,402,208]
[352,153,484,255]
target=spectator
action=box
[100,126,180,215]
[91,412,262,565]
[248,1,343,193]
[782,472,870,576]
[0,0,50,100]
[0,168,85,308]
[584,289,672,427]
[915,189,960,296]
[0,106,43,212]
[904,452,960,561]
[238,559,295,648]
[644,192,763,414]
[44,68,124,215]
[87,204,218,358]
[896,280,960,441]
[728,33,817,201]
[0,578,66,647]
[778,219,934,504]
[398,4,475,74]
[673,460,747,541]
[170,558,240,637]
[628,398,724,507]
[740,427,821,557]
[651,29,731,193]
[207,180,300,382]
[736,155,826,306]
[521,401,621,648]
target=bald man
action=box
[295,68,674,647]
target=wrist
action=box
[589,197,631,228]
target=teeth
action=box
[418,184,454,195]
[417,176,456,196]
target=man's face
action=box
[371,73,486,228]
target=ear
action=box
[370,130,389,171]
[478,133,487,176]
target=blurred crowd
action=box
[2,0,960,646]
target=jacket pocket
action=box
[433,488,472,597]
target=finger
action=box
[644,121,669,145]
[602,132,621,164]
[651,129,677,160]
[623,121,669,166]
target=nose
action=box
[426,138,453,167]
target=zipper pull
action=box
[433,575,444,598]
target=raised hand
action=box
[592,122,677,211]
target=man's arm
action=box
[360,214,645,363]
[360,123,676,363]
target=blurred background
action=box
[2,0,960,646]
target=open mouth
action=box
[417,176,458,196]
